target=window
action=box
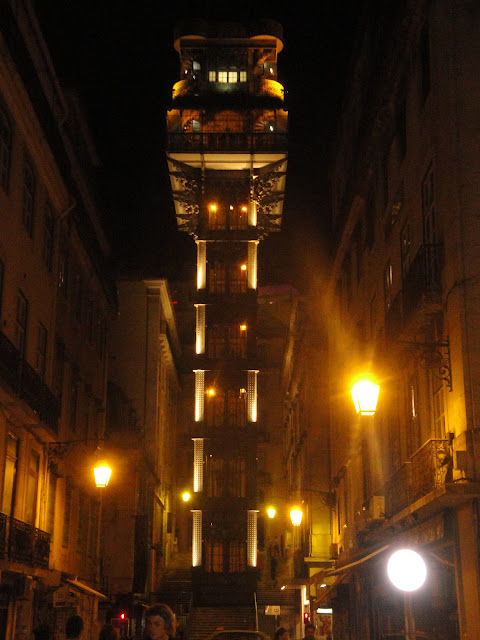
[226,388,247,426]
[239,71,247,82]
[53,337,65,398]
[228,71,237,83]
[229,205,248,230]
[401,222,412,280]
[36,323,47,379]
[209,70,216,82]
[43,203,54,271]
[46,467,58,537]
[22,155,36,236]
[25,450,40,525]
[205,388,225,427]
[432,376,446,439]
[208,205,226,230]
[205,540,223,572]
[208,262,226,293]
[407,376,421,456]
[218,71,228,83]
[229,540,246,573]
[15,291,28,357]
[62,480,72,547]
[384,262,393,311]
[0,259,4,318]
[206,457,224,497]
[0,103,12,191]
[227,457,246,496]
[77,490,88,552]
[2,433,18,517]
[420,24,431,105]
[229,262,247,293]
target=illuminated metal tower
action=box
[167,19,287,605]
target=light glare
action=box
[387,549,427,592]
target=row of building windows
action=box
[204,387,248,427]
[207,203,249,230]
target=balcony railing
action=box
[168,131,288,154]
[0,331,59,431]
[0,514,50,568]
[386,438,450,516]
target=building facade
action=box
[105,278,181,635]
[325,1,480,638]
[0,2,116,639]
[166,19,288,605]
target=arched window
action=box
[0,104,12,191]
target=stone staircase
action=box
[186,606,257,640]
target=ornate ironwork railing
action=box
[0,331,59,430]
[6,516,50,568]
[386,438,450,516]
[168,131,288,153]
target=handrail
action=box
[254,591,259,631]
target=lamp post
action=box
[387,548,427,640]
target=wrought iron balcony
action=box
[0,514,50,568]
[386,438,451,516]
[0,331,59,431]
[167,131,288,154]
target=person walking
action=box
[66,615,84,640]
[144,603,176,640]
[302,624,315,640]
[274,627,289,640]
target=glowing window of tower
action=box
[209,204,226,230]
[228,71,238,83]
[240,71,247,82]
[218,71,228,83]
[192,510,202,566]
[247,510,258,566]
[195,305,206,354]
[247,241,258,289]
[197,241,207,289]
[193,438,204,492]
[247,370,258,422]
[194,370,205,422]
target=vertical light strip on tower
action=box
[193,438,204,492]
[197,240,207,289]
[195,305,206,354]
[248,241,258,290]
[194,370,205,422]
[247,370,259,422]
[247,510,258,566]
[192,510,202,567]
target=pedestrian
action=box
[99,623,118,640]
[66,615,84,640]
[32,623,52,640]
[302,623,315,640]
[144,603,176,640]
[274,627,289,640]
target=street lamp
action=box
[267,506,276,519]
[387,548,427,640]
[290,507,303,526]
[93,462,112,488]
[351,375,380,416]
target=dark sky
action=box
[35,1,359,289]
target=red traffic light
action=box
[304,613,311,624]
[120,613,127,620]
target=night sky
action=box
[35,1,360,290]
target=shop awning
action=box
[325,544,391,576]
[64,578,108,600]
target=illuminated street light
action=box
[182,491,191,502]
[93,462,112,488]
[290,507,303,526]
[387,548,427,640]
[387,548,427,592]
[267,506,276,519]
[351,375,380,416]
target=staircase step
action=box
[187,606,256,640]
